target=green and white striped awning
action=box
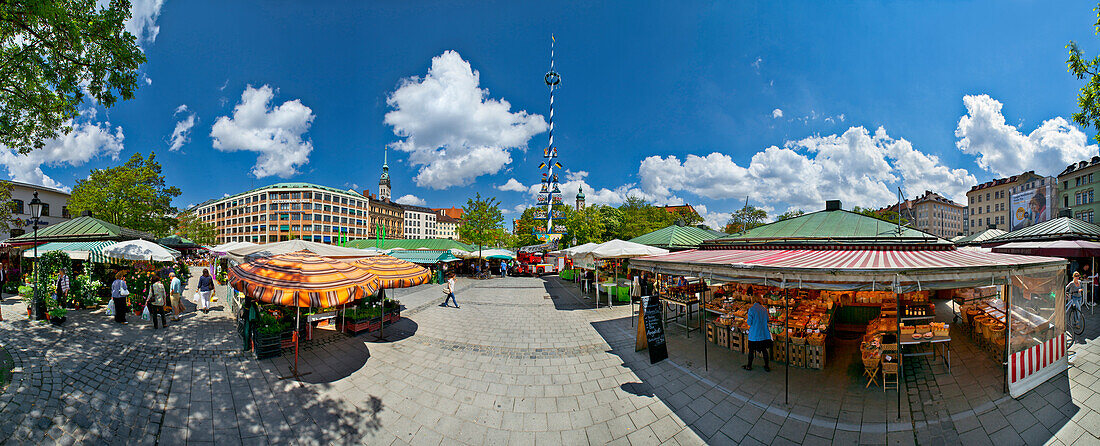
[23,240,122,263]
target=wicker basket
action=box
[790,334,806,345]
[807,333,826,346]
[862,351,880,369]
[989,323,1006,346]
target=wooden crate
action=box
[715,325,730,348]
[806,344,826,370]
[772,340,787,364]
[706,322,717,344]
[729,329,746,354]
[788,343,806,368]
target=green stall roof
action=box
[952,228,1008,246]
[346,238,473,251]
[8,216,156,245]
[387,249,459,264]
[984,217,1100,244]
[704,209,952,249]
[629,224,727,250]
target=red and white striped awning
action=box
[629,248,1066,289]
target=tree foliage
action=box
[775,210,805,221]
[0,0,146,153]
[852,206,909,226]
[68,152,180,236]
[0,181,15,235]
[564,205,606,246]
[1068,3,1100,143]
[458,193,505,249]
[173,211,217,245]
[511,207,541,247]
[724,205,768,233]
[617,196,674,240]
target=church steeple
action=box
[379,147,391,201]
[576,186,585,210]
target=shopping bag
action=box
[106,299,115,316]
[191,292,200,304]
[141,306,150,321]
[211,295,219,303]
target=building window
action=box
[11,199,23,214]
[40,203,49,217]
[61,206,70,218]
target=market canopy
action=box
[458,248,516,260]
[386,249,459,265]
[984,217,1100,245]
[346,238,473,251]
[629,248,1066,290]
[211,241,257,254]
[228,251,381,307]
[351,255,433,288]
[990,240,1100,258]
[157,235,202,250]
[6,216,157,245]
[952,228,1007,246]
[227,239,383,263]
[628,224,726,250]
[704,207,953,249]
[101,240,180,262]
[562,242,599,258]
[23,240,117,262]
[585,239,669,259]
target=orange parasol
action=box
[228,251,381,308]
[351,255,432,288]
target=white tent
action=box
[102,240,179,262]
[458,248,516,260]
[226,239,383,263]
[211,241,257,254]
[563,242,599,260]
[577,239,669,308]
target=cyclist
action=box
[1067,271,1086,337]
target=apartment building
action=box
[965,171,1042,235]
[193,183,372,245]
[879,190,966,239]
[4,181,72,241]
[403,205,437,239]
[1058,157,1100,224]
[364,191,404,239]
[436,214,461,240]
[1007,175,1058,231]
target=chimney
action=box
[825,200,842,211]
[1059,209,1073,218]
[81,210,92,217]
[988,224,997,230]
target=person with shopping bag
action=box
[197,268,215,314]
[146,276,168,329]
[110,271,129,324]
[168,272,184,321]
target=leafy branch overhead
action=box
[1067,2,1100,143]
[67,152,180,236]
[0,0,146,153]
[459,193,505,248]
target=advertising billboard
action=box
[1010,186,1052,231]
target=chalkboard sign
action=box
[641,296,668,364]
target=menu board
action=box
[640,296,668,364]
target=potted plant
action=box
[340,305,382,334]
[382,298,402,323]
[47,307,67,325]
[251,311,291,359]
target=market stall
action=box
[577,239,668,309]
[630,205,1068,400]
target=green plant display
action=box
[33,251,71,313]
[255,311,290,336]
[70,273,105,307]
[173,260,191,283]
[342,306,382,321]
[47,307,67,319]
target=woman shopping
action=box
[197,268,216,314]
[111,271,129,324]
[146,276,168,329]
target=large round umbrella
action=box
[351,255,432,288]
[102,239,180,262]
[228,251,381,308]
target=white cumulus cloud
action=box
[772,109,783,119]
[168,105,195,152]
[210,85,315,178]
[384,50,548,189]
[497,178,528,192]
[639,126,976,212]
[97,0,165,46]
[395,194,427,206]
[955,94,1098,178]
[0,119,124,191]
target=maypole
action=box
[535,35,566,243]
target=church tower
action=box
[576,186,585,210]
[379,148,391,201]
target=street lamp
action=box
[28,191,43,320]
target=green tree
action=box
[1068,3,1100,143]
[775,210,805,221]
[670,208,703,225]
[173,211,217,245]
[564,205,605,245]
[511,207,541,247]
[68,152,181,236]
[724,205,768,233]
[617,196,674,240]
[0,181,15,235]
[852,206,909,226]
[0,0,146,153]
[459,193,505,261]
[597,205,624,241]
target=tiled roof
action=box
[984,217,1100,244]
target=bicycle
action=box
[1067,292,1085,343]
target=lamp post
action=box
[28,191,43,320]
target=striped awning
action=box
[352,255,432,289]
[629,248,1067,290]
[23,240,121,263]
[228,251,381,307]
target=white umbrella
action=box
[458,249,516,260]
[211,241,257,254]
[581,239,668,309]
[563,242,599,259]
[102,240,179,262]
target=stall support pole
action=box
[280,306,311,383]
[595,269,600,309]
[1003,283,1010,395]
[784,279,789,406]
[895,291,901,419]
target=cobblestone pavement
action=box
[1,275,1100,444]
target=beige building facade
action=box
[965,171,1042,235]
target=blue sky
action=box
[8,1,1100,229]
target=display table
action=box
[901,335,951,373]
[660,294,700,337]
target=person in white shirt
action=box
[441,273,459,308]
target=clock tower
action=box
[379,148,391,201]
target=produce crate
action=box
[706,322,717,344]
[788,343,806,368]
[252,329,289,360]
[715,325,730,348]
[772,340,787,364]
[342,317,383,335]
[729,329,746,354]
[806,344,825,370]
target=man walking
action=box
[441,273,459,308]
[55,267,70,307]
[168,272,184,321]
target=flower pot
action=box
[49,316,66,326]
